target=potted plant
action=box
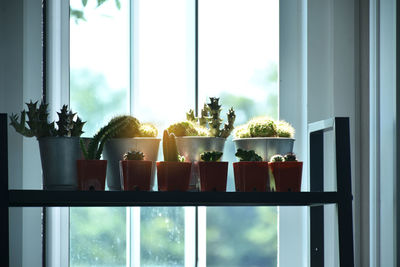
[233,117,295,161]
[269,153,303,192]
[78,116,129,190]
[157,130,191,191]
[9,101,85,190]
[168,97,236,190]
[102,115,160,190]
[198,151,228,192]
[119,150,152,191]
[233,148,270,192]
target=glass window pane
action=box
[70,207,126,266]
[70,0,130,137]
[69,1,129,266]
[141,207,185,266]
[199,0,279,265]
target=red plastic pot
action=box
[198,161,228,192]
[157,162,192,191]
[233,162,270,192]
[120,160,153,191]
[76,160,107,191]
[269,161,303,192]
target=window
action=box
[69,0,279,266]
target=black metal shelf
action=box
[8,190,341,207]
[1,114,355,267]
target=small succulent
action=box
[123,150,145,161]
[235,148,262,162]
[200,151,223,162]
[284,152,297,161]
[162,130,185,162]
[270,154,284,162]
[9,101,84,138]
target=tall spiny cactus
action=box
[162,130,184,162]
[206,97,236,138]
[10,101,84,138]
[220,107,236,138]
[81,116,130,160]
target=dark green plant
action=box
[200,151,223,162]
[283,153,297,162]
[123,150,144,161]
[270,154,284,162]
[10,101,84,138]
[162,130,184,162]
[81,116,131,160]
[235,148,262,162]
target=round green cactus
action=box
[270,154,284,162]
[108,115,140,138]
[248,117,277,137]
[138,123,158,137]
[276,120,295,138]
[234,124,251,138]
[284,152,297,161]
[167,121,209,137]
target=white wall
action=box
[0,0,43,266]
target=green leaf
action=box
[115,0,121,9]
[81,0,88,7]
[97,0,107,7]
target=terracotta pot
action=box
[233,162,270,192]
[198,161,228,192]
[269,161,303,192]
[156,162,192,191]
[119,160,153,191]
[76,160,107,191]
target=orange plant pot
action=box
[233,162,270,192]
[76,160,107,191]
[157,162,192,191]
[120,160,153,191]
[269,161,303,192]
[198,162,228,192]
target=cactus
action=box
[200,151,223,162]
[207,97,223,137]
[10,101,84,138]
[276,120,295,138]
[235,148,262,162]
[81,116,131,160]
[186,109,196,122]
[234,124,251,138]
[162,130,184,162]
[138,123,158,137]
[220,107,236,138]
[186,104,209,128]
[270,154,284,162]
[56,105,85,137]
[248,117,277,137]
[284,152,297,162]
[167,121,209,137]
[123,150,145,161]
[108,115,140,138]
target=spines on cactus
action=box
[207,97,223,137]
[199,104,209,127]
[220,107,236,138]
[123,150,145,161]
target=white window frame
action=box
[47,1,310,266]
